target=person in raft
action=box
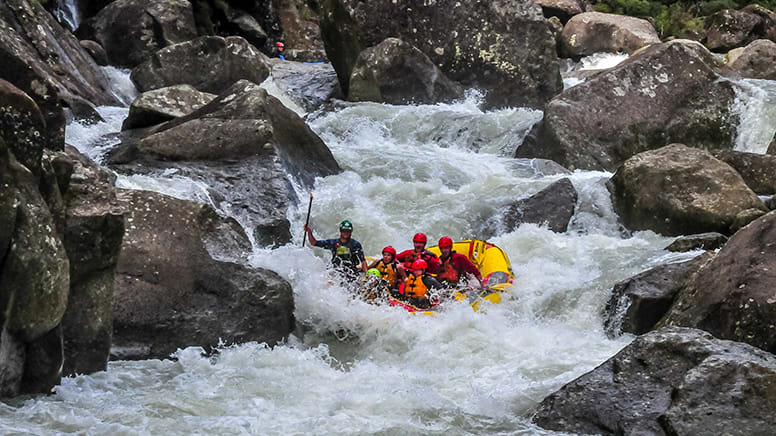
[396,233,440,274]
[304,219,367,282]
[435,236,483,288]
[367,246,407,295]
[398,259,443,309]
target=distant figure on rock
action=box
[398,259,443,309]
[305,220,367,282]
[436,236,482,288]
[396,233,440,274]
[367,246,407,294]
[276,41,285,60]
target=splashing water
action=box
[731,78,776,153]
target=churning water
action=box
[2,64,774,435]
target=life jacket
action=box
[375,260,399,288]
[437,252,459,284]
[402,250,434,270]
[404,274,428,299]
[332,239,357,270]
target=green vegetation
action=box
[591,0,776,39]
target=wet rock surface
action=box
[516,40,738,171]
[269,60,343,112]
[533,327,776,436]
[559,12,660,58]
[502,178,578,234]
[607,144,766,236]
[664,232,728,252]
[348,38,464,105]
[122,85,217,130]
[111,189,294,360]
[658,211,776,353]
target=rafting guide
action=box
[304,219,368,283]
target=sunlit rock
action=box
[559,12,660,58]
[517,40,738,171]
[607,144,766,236]
[122,85,216,130]
[348,38,464,105]
[727,39,776,80]
[534,327,776,435]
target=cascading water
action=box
[54,0,80,32]
[2,67,775,435]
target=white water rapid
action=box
[54,0,80,32]
[2,66,775,435]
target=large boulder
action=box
[122,85,217,130]
[502,178,578,234]
[269,60,343,112]
[0,0,118,147]
[319,0,562,109]
[108,80,341,247]
[517,40,739,171]
[711,149,776,195]
[658,211,776,353]
[348,38,464,105]
[111,189,294,360]
[533,327,776,436]
[728,39,776,80]
[79,0,198,68]
[535,0,589,24]
[559,12,660,58]
[706,5,776,52]
[603,253,712,336]
[60,147,124,376]
[131,36,271,94]
[607,144,767,236]
[0,79,47,175]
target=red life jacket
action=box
[437,252,459,284]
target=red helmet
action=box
[276,42,285,47]
[438,237,453,248]
[382,246,396,256]
[412,233,427,244]
[411,259,427,270]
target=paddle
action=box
[301,193,313,247]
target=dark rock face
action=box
[728,39,776,81]
[60,147,124,376]
[190,0,283,55]
[706,6,776,52]
[503,178,578,233]
[122,85,217,130]
[348,38,464,105]
[533,327,776,436]
[0,79,47,175]
[665,232,728,252]
[79,40,108,66]
[535,0,588,24]
[0,0,118,148]
[559,12,660,58]
[109,80,340,247]
[269,60,343,112]
[659,211,776,353]
[712,149,776,195]
[320,0,562,109]
[130,36,271,94]
[516,40,739,171]
[111,189,294,360]
[79,0,197,68]
[607,144,766,236]
[603,254,712,336]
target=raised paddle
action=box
[301,193,313,247]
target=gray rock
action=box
[0,79,47,174]
[712,149,776,195]
[728,39,776,81]
[225,9,268,50]
[348,38,464,105]
[706,5,776,52]
[21,326,63,395]
[130,36,271,94]
[603,254,712,336]
[269,60,342,111]
[319,0,562,109]
[516,40,739,171]
[533,327,776,436]
[536,0,588,23]
[122,85,217,130]
[79,40,108,66]
[112,189,294,360]
[730,207,768,233]
[607,144,766,236]
[658,211,776,353]
[503,178,578,233]
[80,0,197,68]
[559,12,660,58]
[665,232,728,252]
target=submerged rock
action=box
[533,327,776,436]
[78,0,197,68]
[503,178,578,233]
[712,149,776,195]
[665,232,728,252]
[516,40,738,171]
[559,12,660,58]
[122,85,217,130]
[607,144,766,236]
[112,189,294,360]
[269,60,343,112]
[603,254,712,336]
[319,0,562,109]
[728,39,776,80]
[131,36,271,94]
[348,38,464,105]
